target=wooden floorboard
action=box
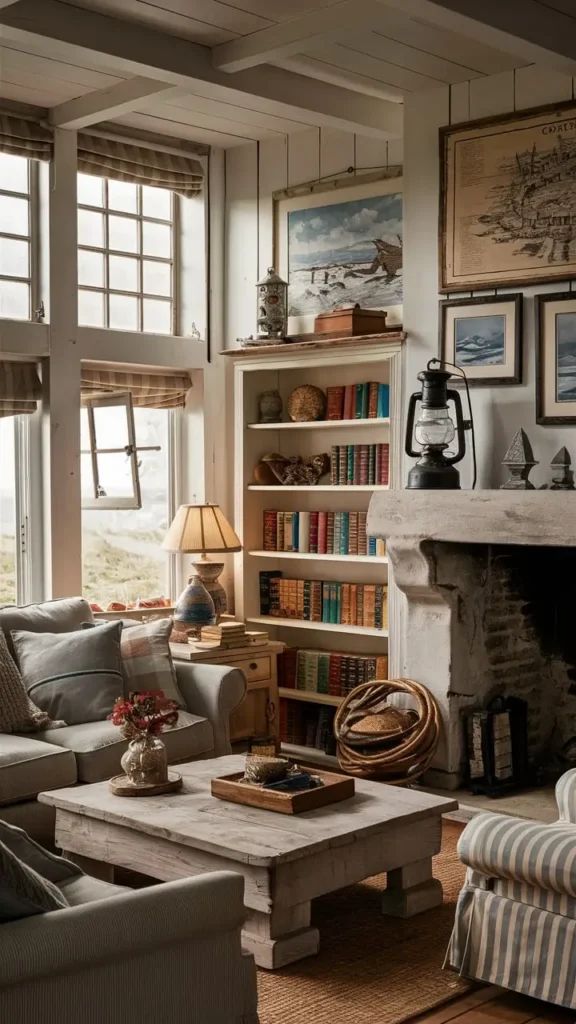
[409,989,575,1024]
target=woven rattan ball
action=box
[287,385,326,422]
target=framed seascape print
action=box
[274,172,402,335]
[440,100,576,291]
[536,291,576,424]
[440,294,523,386]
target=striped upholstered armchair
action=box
[447,768,576,1010]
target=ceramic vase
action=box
[258,390,283,423]
[121,734,168,786]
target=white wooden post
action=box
[45,128,82,597]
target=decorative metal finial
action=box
[500,428,538,490]
[550,446,575,490]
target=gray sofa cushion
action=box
[0,631,62,734]
[0,598,93,657]
[0,734,77,806]
[42,711,214,783]
[59,875,129,906]
[11,622,124,725]
[0,820,80,884]
[0,839,69,923]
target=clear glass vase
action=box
[121,733,168,786]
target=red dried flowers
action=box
[109,690,179,740]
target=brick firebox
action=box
[367,490,576,790]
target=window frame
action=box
[0,157,41,322]
[81,391,143,510]
[77,176,178,335]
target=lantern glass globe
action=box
[414,407,456,447]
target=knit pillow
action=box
[0,630,63,733]
[0,838,69,923]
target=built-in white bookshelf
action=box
[227,334,404,767]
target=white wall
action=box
[224,127,404,347]
[405,66,576,490]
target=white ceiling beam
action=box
[278,55,405,102]
[212,0,378,73]
[0,0,402,138]
[376,0,576,75]
[49,76,176,129]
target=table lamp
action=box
[162,504,242,631]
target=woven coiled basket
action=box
[334,678,441,784]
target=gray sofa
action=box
[0,598,246,844]
[0,820,258,1024]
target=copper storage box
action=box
[314,304,388,337]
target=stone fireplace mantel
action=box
[367,490,576,790]
[367,490,576,548]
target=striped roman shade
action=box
[0,361,42,417]
[77,134,203,197]
[81,367,192,409]
[0,115,52,161]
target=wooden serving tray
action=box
[211,769,355,814]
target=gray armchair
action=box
[0,820,258,1024]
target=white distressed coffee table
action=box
[40,755,458,970]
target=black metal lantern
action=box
[405,361,473,489]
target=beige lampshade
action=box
[162,504,242,554]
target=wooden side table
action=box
[171,640,284,747]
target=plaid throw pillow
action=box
[121,618,184,707]
[0,630,64,733]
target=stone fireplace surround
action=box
[367,491,576,790]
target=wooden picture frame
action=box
[273,169,402,336]
[439,293,523,386]
[440,100,576,292]
[536,291,576,424]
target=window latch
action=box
[33,301,45,323]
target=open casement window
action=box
[81,392,160,510]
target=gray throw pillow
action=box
[0,597,93,658]
[0,630,64,733]
[11,621,124,725]
[0,839,69,923]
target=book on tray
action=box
[259,572,387,629]
[263,509,386,557]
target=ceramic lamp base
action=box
[174,574,216,634]
[192,558,227,620]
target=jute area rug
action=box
[257,821,471,1024]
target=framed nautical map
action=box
[274,172,402,335]
[440,101,576,291]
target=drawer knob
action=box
[249,662,258,671]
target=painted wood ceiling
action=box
[0,0,549,147]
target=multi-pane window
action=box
[82,406,174,607]
[77,175,175,335]
[0,154,36,321]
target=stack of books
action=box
[263,509,385,557]
[326,382,389,420]
[200,621,248,647]
[259,571,387,629]
[279,648,389,696]
[330,444,389,485]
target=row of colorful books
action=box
[330,444,389,486]
[279,647,389,696]
[259,572,387,629]
[279,701,337,755]
[262,509,386,557]
[326,382,389,420]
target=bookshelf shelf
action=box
[247,418,390,431]
[248,615,388,638]
[248,484,390,492]
[248,550,388,564]
[279,688,343,707]
[230,338,402,765]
